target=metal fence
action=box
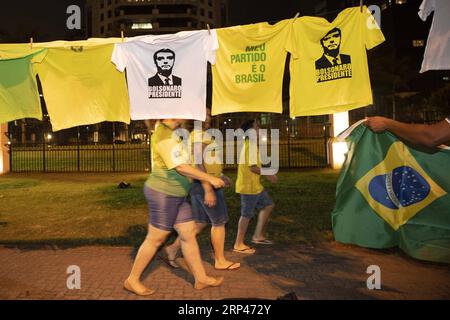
[9,137,329,173]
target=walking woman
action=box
[123,119,225,296]
[165,109,240,271]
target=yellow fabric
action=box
[35,44,130,131]
[146,122,191,196]
[236,139,264,195]
[190,129,223,177]
[355,141,447,230]
[0,47,47,60]
[211,19,291,116]
[287,6,385,117]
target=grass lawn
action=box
[0,169,339,247]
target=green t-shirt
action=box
[145,122,191,197]
[0,49,46,124]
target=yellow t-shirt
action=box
[146,122,191,197]
[287,6,385,117]
[190,129,223,177]
[35,44,130,131]
[236,139,264,195]
[212,19,291,116]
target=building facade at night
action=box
[86,0,227,38]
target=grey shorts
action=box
[240,190,274,219]
[144,186,193,231]
[190,181,228,226]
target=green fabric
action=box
[0,50,45,124]
[332,124,450,263]
[145,167,191,197]
[145,123,191,197]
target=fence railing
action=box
[9,138,328,173]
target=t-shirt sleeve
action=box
[418,0,435,21]
[206,29,219,65]
[363,6,385,50]
[156,137,190,170]
[285,19,299,59]
[111,44,127,72]
[31,49,48,64]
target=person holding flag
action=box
[366,116,450,148]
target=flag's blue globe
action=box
[368,166,431,210]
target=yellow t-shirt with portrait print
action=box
[236,139,264,195]
[212,19,291,116]
[287,6,385,117]
[145,122,191,197]
[190,129,223,178]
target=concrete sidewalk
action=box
[0,242,449,300]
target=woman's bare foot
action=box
[215,260,241,270]
[163,246,180,268]
[123,278,155,296]
[233,244,256,254]
[194,276,224,290]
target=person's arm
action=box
[156,136,225,189]
[193,141,216,207]
[366,116,450,148]
[175,164,224,189]
[249,165,278,183]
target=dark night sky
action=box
[0,0,333,42]
[0,0,425,41]
[0,0,86,41]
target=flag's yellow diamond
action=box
[355,142,447,230]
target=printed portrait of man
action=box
[148,48,182,86]
[315,27,351,69]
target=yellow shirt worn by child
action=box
[236,139,264,195]
[190,129,223,177]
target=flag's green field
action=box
[0,170,338,247]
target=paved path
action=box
[1,242,449,300]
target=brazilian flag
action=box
[332,123,450,263]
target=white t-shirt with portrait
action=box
[112,30,218,120]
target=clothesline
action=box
[0,5,397,133]
[264,0,389,25]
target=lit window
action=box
[412,40,424,47]
[131,23,153,30]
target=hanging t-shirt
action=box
[35,44,130,131]
[0,49,46,124]
[211,19,291,116]
[418,0,450,73]
[287,6,385,117]
[112,30,218,121]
